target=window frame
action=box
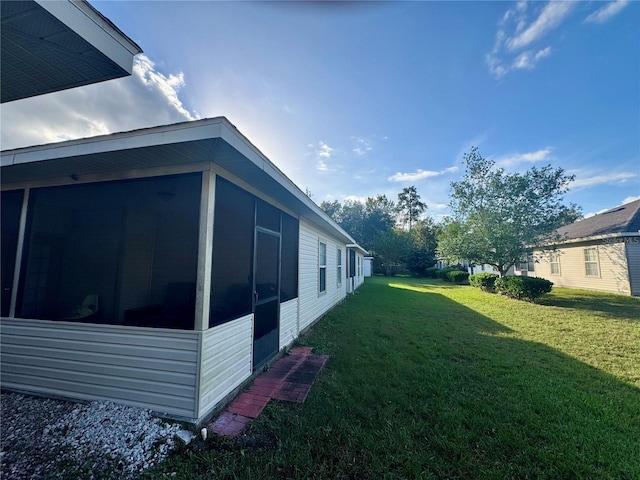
[526,253,535,272]
[549,251,561,275]
[319,241,327,294]
[336,247,342,287]
[584,247,600,277]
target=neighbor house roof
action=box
[1,0,142,103]
[557,199,640,241]
[0,116,366,252]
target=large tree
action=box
[374,229,412,276]
[404,217,440,275]
[437,147,581,276]
[320,195,396,250]
[396,186,427,230]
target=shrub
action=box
[437,265,467,281]
[495,276,553,302]
[425,267,440,279]
[446,270,470,284]
[469,273,499,292]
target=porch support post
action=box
[194,168,215,331]
[9,188,29,318]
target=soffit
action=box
[1,0,142,103]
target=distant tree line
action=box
[320,186,439,276]
[320,147,580,278]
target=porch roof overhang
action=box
[0,117,363,248]
[1,0,142,103]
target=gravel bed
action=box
[1,392,191,479]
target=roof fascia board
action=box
[347,243,369,255]
[36,0,142,72]
[1,118,225,167]
[538,231,640,248]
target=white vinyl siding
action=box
[584,247,599,277]
[198,314,252,419]
[1,319,199,419]
[298,219,347,331]
[279,298,298,350]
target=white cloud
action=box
[497,148,552,167]
[1,54,198,150]
[307,141,334,172]
[388,166,458,182]
[585,0,629,24]
[486,2,576,78]
[344,194,369,203]
[389,169,440,182]
[316,141,333,158]
[512,47,552,70]
[507,2,575,51]
[352,137,373,156]
[622,195,640,205]
[570,171,637,189]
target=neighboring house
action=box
[436,259,504,276]
[0,1,367,424]
[363,256,373,277]
[521,199,640,296]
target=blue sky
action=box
[2,1,638,219]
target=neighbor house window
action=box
[337,248,342,287]
[584,247,599,277]
[550,252,561,275]
[319,242,327,293]
[518,253,535,272]
[527,253,535,272]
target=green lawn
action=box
[147,277,640,479]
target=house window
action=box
[584,247,599,277]
[349,249,356,277]
[550,252,560,275]
[518,253,535,272]
[527,253,535,272]
[319,242,327,293]
[337,248,342,287]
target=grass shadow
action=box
[537,287,640,321]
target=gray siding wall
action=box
[626,241,640,296]
[1,319,199,419]
[197,314,253,419]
